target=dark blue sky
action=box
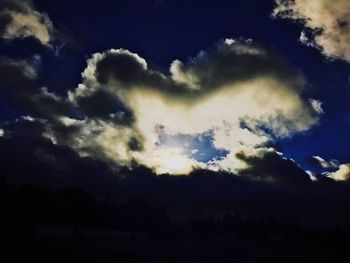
[1,0,350,173]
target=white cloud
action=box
[309,99,324,114]
[306,170,317,181]
[273,0,350,62]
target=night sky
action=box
[2,0,350,239]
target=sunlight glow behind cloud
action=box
[51,39,322,174]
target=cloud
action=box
[273,0,350,62]
[309,99,324,114]
[0,57,73,119]
[236,148,311,185]
[0,57,37,93]
[0,135,118,196]
[327,164,350,181]
[54,39,320,175]
[0,0,54,46]
[310,155,339,170]
[169,38,305,92]
[0,39,322,177]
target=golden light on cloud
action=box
[328,164,350,181]
[273,0,350,62]
[0,0,54,46]
[51,39,322,175]
[128,79,313,173]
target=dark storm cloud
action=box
[75,89,134,124]
[0,8,11,36]
[119,167,350,227]
[0,0,29,10]
[0,57,37,93]
[0,58,73,119]
[1,117,47,139]
[96,51,149,85]
[236,149,311,185]
[22,89,73,119]
[0,135,118,197]
[93,49,187,96]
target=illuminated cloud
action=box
[327,164,350,181]
[0,0,54,46]
[0,40,322,176]
[273,0,350,62]
[55,39,321,175]
[309,99,324,114]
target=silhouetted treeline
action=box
[0,176,175,239]
[1,175,349,243]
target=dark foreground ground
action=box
[2,235,350,263]
[1,177,350,262]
